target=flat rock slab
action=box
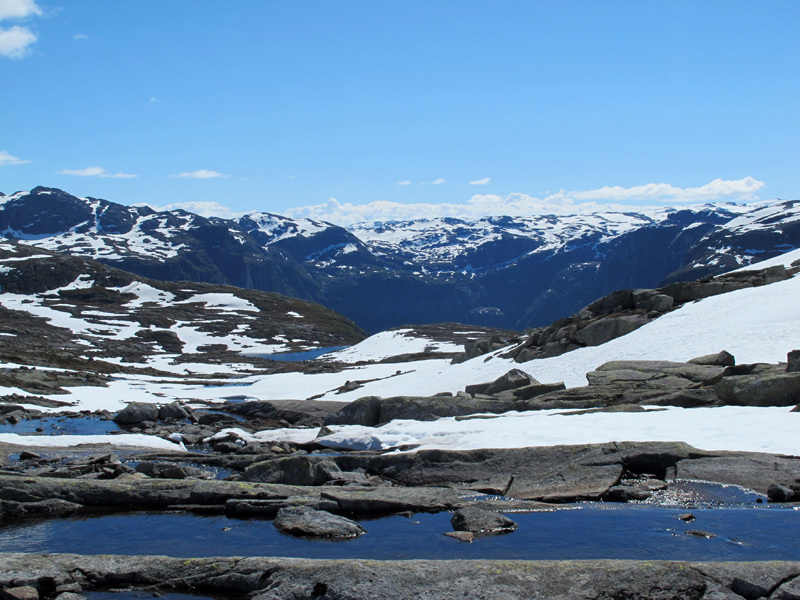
[2,553,800,600]
[0,473,309,508]
[676,454,800,494]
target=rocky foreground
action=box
[3,553,800,600]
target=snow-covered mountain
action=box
[1,186,799,332]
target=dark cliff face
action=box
[1,187,795,333]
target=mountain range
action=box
[1,186,798,332]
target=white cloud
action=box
[59,166,138,179]
[0,149,31,165]
[0,0,42,21]
[432,178,446,185]
[396,180,411,186]
[567,177,765,203]
[172,169,227,179]
[73,33,87,40]
[0,24,36,58]
[147,201,243,220]
[285,177,766,226]
[470,177,491,185]
[0,0,42,59]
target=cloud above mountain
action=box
[284,177,765,226]
[59,166,138,179]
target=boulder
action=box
[484,369,539,395]
[450,507,517,533]
[574,315,649,347]
[325,396,382,426]
[715,372,800,406]
[689,350,735,367]
[113,402,159,425]
[158,401,191,421]
[1,587,38,600]
[767,484,798,503]
[787,350,800,373]
[273,506,365,539]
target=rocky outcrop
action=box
[452,263,798,364]
[273,506,366,539]
[3,553,800,600]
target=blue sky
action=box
[1,1,798,224]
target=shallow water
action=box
[255,346,347,362]
[0,416,120,436]
[1,505,798,561]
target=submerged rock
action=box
[273,505,366,539]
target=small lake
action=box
[255,346,347,362]
[1,505,798,561]
[0,415,120,436]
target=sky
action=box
[1,1,798,225]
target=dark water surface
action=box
[255,346,347,361]
[2,505,798,561]
[0,416,120,436]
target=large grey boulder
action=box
[112,402,159,424]
[715,372,800,406]
[484,369,539,395]
[574,315,649,347]
[688,350,735,367]
[157,401,191,421]
[273,506,365,539]
[243,456,344,486]
[450,507,518,533]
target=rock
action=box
[3,552,800,599]
[773,576,800,600]
[443,531,475,542]
[0,499,82,519]
[688,350,735,367]
[18,451,41,461]
[325,396,382,426]
[483,369,539,395]
[158,401,191,421]
[715,372,800,406]
[686,530,716,538]
[767,484,799,502]
[273,506,365,539]
[787,350,800,373]
[226,498,340,518]
[193,411,241,426]
[212,441,241,454]
[511,382,566,399]
[679,513,696,522]
[54,594,86,600]
[592,360,725,386]
[574,315,649,347]
[1,587,38,600]
[450,507,518,533]
[113,402,159,425]
[603,486,654,502]
[676,454,800,494]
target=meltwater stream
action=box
[1,505,798,561]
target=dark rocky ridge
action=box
[0,240,366,373]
